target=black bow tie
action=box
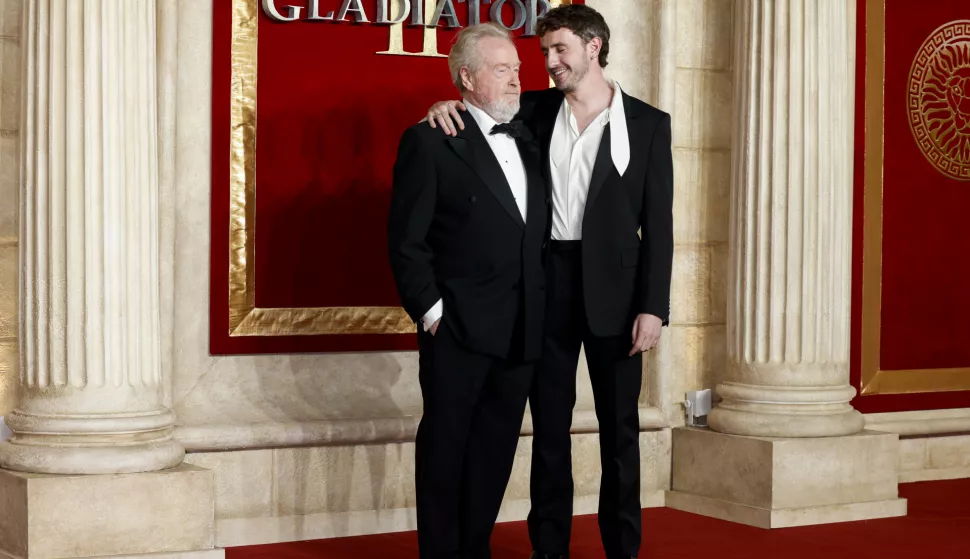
[490,121,529,140]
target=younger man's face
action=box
[540,28,594,93]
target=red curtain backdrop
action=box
[211,1,581,354]
[850,0,970,412]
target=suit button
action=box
[542,242,547,249]
[512,281,520,288]
[470,196,477,203]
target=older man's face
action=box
[465,36,521,122]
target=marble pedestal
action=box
[665,427,907,528]
[0,464,222,559]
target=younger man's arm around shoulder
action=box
[420,88,552,136]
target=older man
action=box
[387,23,548,559]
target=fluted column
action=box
[0,0,184,474]
[707,0,864,438]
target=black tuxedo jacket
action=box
[517,88,674,337]
[388,114,548,361]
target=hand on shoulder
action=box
[424,100,467,137]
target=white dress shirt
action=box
[420,100,529,332]
[465,102,529,220]
[549,81,630,241]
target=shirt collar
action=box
[609,81,630,176]
[557,81,630,177]
[564,99,611,133]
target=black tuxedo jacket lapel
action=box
[584,124,613,212]
[445,116,525,229]
[534,95,562,184]
[587,92,641,212]
[516,136,544,227]
[531,90,642,214]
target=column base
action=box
[0,464,219,559]
[0,438,185,475]
[666,427,907,528]
[708,405,865,438]
[665,490,906,529]
[708,382,866,437]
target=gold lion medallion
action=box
[908,20,970,181]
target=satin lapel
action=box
[516,137,544,228]
[583,92,643,214]
[584,123,613,213]
[536,97,561,183]
[445,117,525,229]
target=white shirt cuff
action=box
[421,299,443,331]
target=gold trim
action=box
[232,307,415,337]
[859,0,970,394]
[860,0,885,393]
[865,368,970,395]
[228,0,257,332]
[227,0,415,336]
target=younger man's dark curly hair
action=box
[536,4,611,68]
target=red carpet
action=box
[228,479,970,558]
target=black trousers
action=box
[527,241,643,558]
[415,320,533,559]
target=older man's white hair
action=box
[448,23,513,93]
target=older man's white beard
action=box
[482,97,520,123]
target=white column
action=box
[0,0,184,474]
[707,0,864,437]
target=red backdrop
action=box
[850,0,970,412]
[211,1,581,354]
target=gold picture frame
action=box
[859,0,970,394]
[227,0,414,336]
